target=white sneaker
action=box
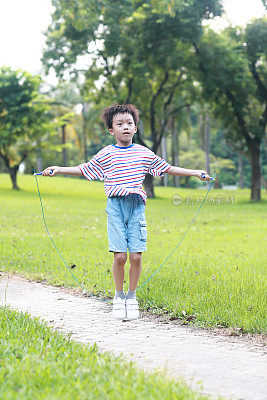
[126,298,139,320]
[112,297,126,319]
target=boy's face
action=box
[108,113,137,147]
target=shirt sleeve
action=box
[148,153,171,177]
[78,155,105,181]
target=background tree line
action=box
[0,0,266,201]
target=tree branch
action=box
[249,61,267,103]
[150,71,169,148]
[126,77,133,103]
[0,150,28,171]
[0,149,10,170]
[193,42,252,147]
[169,103,191,115]
[155,103,191,150]
[135,127,147,147]
[101,55,120,98]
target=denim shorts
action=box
[105,194,147,253]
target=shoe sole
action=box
[112,313,127,319]
[126,301,139,320]
[125,310,139,320]
[112,298,126,320]
[112,307,126,320]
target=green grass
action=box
[0,305,216,400]
[0,173,266,333]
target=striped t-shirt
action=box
[78,143,171,204]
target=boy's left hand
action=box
[195,170,213,181]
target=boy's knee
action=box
[129,252,142,264]
[114,252,127,264]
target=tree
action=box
[193,18,267,201]
[0,67,58,190]
[42,0,223,197]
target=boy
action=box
[43,103,211,320]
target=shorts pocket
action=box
[139,220,147,241]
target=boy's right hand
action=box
[43,166,61,176]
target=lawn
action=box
[0,173,266,333]
[0,305,216,400]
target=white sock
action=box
[126,290,136,300]
[115,290,125,299]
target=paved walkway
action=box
[0,273,266,400]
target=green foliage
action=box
[130,0,223,20]
[245,18,267,63]
[0,68,43,147]
[41,2,264,200]
[179,148,235,174]
[194,19,267,143]
[42,0,224,151]
[0,67,58,167]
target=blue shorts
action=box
[105,194,147,253]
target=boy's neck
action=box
[115,140,133,147]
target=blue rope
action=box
[32,166,109,302]
[33,167,215,298]
[136,171,216,292]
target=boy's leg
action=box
[112,252,127,319]
[128,252,142,291]
[113,252,127,291]
[125,252,142,319]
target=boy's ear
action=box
[108,129,115,136]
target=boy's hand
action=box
[195,170,213,181]
[43,166,61,176]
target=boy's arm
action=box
[166,166,212,181]
[42,166,82,176]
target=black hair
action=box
[100,103,140,129]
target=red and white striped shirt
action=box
[78,143,171,204]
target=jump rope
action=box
[33,166,215,302]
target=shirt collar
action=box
[112,144,134,149]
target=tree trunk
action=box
[261,175,267,190]
[143,174,154,198]
[204,112,210,175]
[185,176,190,188]
[0,152,19,189]
[214,173,220,189]
[199,113,204,149]
[161,136,168,187]
[250,138,261,202]
[82,102,88,162]
[171,117,180,187]
[238,148,244,189]
[62,124,68,177]
[10,166,19,190]
[0,150,28,190]
[37,145,42,173]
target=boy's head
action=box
[100,103,140,146]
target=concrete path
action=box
[0,273,266,400]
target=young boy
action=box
[43,103,212,320]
